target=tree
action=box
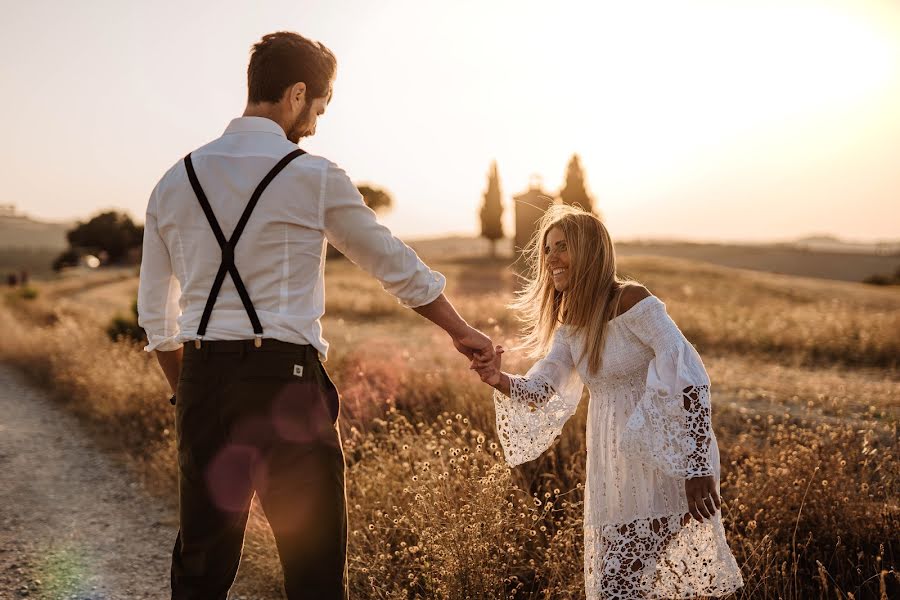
[66,211,143,264]
[52,248,81,272]
[559,154,594,213]
[479,161,504,257]
[357,184,393,213]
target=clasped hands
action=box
[469,344,504,386]
[452,325,507,387]
[450,325,505,389]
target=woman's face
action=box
[545,226,571,292]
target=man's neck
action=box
[242,104,289,136]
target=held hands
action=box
[684,476,721,522]
[451,325,494,363]
[470,345,505,387]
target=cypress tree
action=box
[560,154,594,213]
[480,161,504,257]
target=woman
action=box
[472,204,743,598]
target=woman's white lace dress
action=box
[494,296,743,599]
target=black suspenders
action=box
[183,148,306,348]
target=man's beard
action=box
[287,104,314,143]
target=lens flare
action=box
[204,444,262,513]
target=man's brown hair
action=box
[247,31,336,104]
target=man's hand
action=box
[452,325,494,362]
[685,475,721,522]
[472,345,504,386]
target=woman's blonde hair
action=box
[510,203,631,375]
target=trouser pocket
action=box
[314,361,341,425]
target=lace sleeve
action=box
[494,328,584,467]
[618,297,716,479]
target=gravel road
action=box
[0,364,175,599]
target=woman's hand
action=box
[685,475,721,522]
[471,345,504,387]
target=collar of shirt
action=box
[223,116,288,139]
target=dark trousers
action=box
[171,339,348,600]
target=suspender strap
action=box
[183,148,306,339]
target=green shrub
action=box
[106,298,144,344]
[19,286,39,300]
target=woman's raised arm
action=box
[486,328,584,467]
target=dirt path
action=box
[0,364,175,599]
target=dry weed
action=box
[2,256,898,599]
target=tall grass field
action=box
[1,255,897,599]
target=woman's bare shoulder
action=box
[616,284,653,317]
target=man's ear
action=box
[287,81,307,111]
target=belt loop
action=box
[239,340,247,361]
[201,340,210,361]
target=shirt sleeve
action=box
[137,183,182,352]
[617,297,716,479]
[322,162,445,308]
[493,327,584,467]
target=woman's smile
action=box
[545,226,571,291]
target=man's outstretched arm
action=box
[412,294,493,360]
[322,161,492,360]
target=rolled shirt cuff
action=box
[143,333,182,353]
[398,270,447,309]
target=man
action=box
[137,31,493,600]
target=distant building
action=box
[513,177,554,258]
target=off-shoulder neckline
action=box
[610,294,661,324]
[558,295,661,337]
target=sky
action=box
[2,0,899,242]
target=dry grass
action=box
[1,256,898,599]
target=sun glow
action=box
[462,0,899,191]
[3,0,899,241]
[344,0,900,240]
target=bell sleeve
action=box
[618,296,716,479]
[493,327,584,467]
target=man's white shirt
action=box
[137,116,445,358]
